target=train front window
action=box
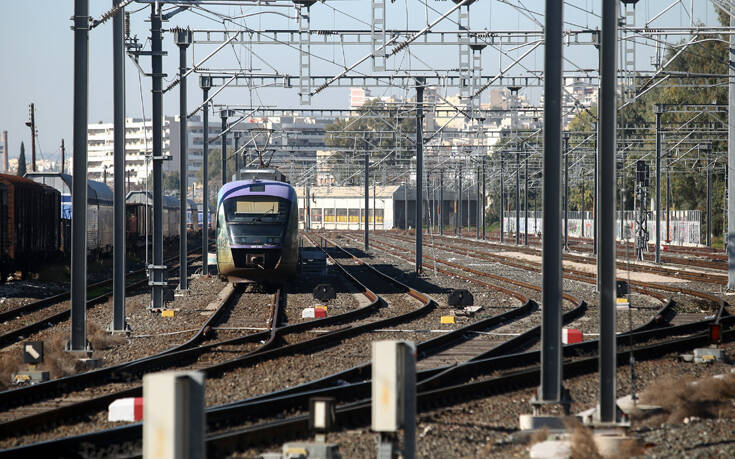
[228,223,284,245]
[224,196,288,223]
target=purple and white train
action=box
[215,169,299,283]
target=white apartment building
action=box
[87,116,233,187]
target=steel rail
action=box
[0,246,207,348]
[4,296,691,457]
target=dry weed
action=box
[640,373,735,422]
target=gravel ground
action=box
[243,340,735,459]
[0,259,227,388]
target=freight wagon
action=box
[25,172,114,256]
[0,174,61,280]
[125,191,182,244]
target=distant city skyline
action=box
[0,1,721,165]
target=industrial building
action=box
[294,185,477,231]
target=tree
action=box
[323,99,417,184]
[163,172,180,194]
[17,142,26,176]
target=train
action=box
[215,169,299,283]
[0,174,61,279]
[1,172,202,280]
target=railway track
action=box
[378,231,723,312]
[8,245,725,457]
[0,246,208,349]
[0,235,435,444]
[442,230,727,270]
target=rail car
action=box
[125,191,183,244]
[215,169,298,283]
[0,174,61,280]
[25,172,113,256]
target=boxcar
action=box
[0,174,61,279]
[24,172,113,256]
[126,191,182,243]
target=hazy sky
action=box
[0,0,721,164]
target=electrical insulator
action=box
[124,11,130,38]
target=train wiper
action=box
[253,207,277,223]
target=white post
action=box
[143,371,205,459]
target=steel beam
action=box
[150,4,165,310]
[729,10,735,289]
[176,28,192,291]
[516,147,521,245]
[500,153,504,243]
[564,133,569,251]
[111,0,127,331]
[200,77,211,276]
[482,158,486,240]
[365,147,369,252]
[598,0,618,423]
[440,169,444,235]
[539,0,563,404]
[655,104,663,264]
[706,143,712,247]
[415,79,424,274]
[220,111,228,187]
[458,167,462,236]
[524,145,529,245]
[69,0,89,352]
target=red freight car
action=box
[0,174,61,280]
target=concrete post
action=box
[516,147,521,245]
[458,167,462,236]
[706,143,712,247]
[220,111,228,187]
[482,157,486,240]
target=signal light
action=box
[709,323,721,344]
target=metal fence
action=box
[502,210,702,245]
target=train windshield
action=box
[223,196,289,224]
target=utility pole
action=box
[593,121,598,255]
[482,157,486,240]
[516,146,520,245]
[175,28,192,291]
[598,0,619,423]
[364,145,369,252]
[654,104,663,264]
[234,132,240,180]
[200,76,211,276]
[404,182,408,231]
[524,144,529,245]
[415,78,424,274]
[220,110,228,187]
[563,132,569,251]
[60,139,65,174]
[26,103,37,172]
[500,152,504,243]
[538,0,564,407]
[706,143,712,247]
[729,9,735,289]
[440,169,444,235]
[111,0,128,332]
[69,0,90,352]
[149,4,166,310]
[458,166,462,236]
[476,165,480,239]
